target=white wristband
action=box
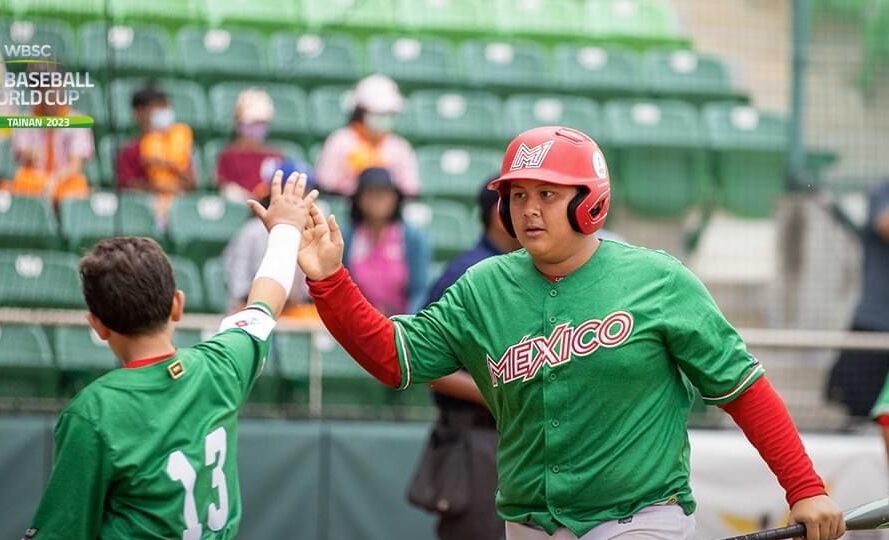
[254,224,301,297]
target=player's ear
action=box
[86,312,111,340]
[170,289,185,322]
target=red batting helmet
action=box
[488,126,611,237]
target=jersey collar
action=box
[124,351,177,369]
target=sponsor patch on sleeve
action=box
[22,527,39,539]
[217,307,276,341]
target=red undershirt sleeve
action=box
[720,376,827,507]
[307,267,401,388]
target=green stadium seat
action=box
[58,192,158,252]
[176,26,267,80]
[553,44,642,97]
[269,32,361,85]
[584,0,687,47]
[110,78,209,132]
[0,324,56,399]
[314,332,389,407]
[202,257,228,314]
[367,36,457,87]
[307,85,354,137]
[503,94,604,141]
[0,193,60,250]
[97,135,124,189]
[0,250,83,308]
[208,82,309,137]
[404,90,503,144]
[204,0,300,30]
[11,0,103,22]
[168,255,205,312]
[276,330,311,404]
[78,22,173,76]
[416,145,501,203]
[404,199,479,260]
[302,0,395,32]
[494,0,581,39]
[397,0,495,36]
[107,0,203,29]
[83,157,103,188]
[644,49,740,102]
[605,99,707,217]
[74,80,106,128]
[0,138,14,180]
[703,103,788,218]
[460,40,551,91]
[0,18,75,65]
[53,325,117,396]
[166,194,250,262]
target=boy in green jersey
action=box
[24,171,316,540]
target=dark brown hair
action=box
[80,237,176,335]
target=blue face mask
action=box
[238,122,269,141]
[149,107,175,131]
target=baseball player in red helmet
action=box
[298,126,845,540]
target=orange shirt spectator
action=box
[116,85,195,220]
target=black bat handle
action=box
[720,523,806,540]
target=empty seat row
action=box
[3,0,684,45]
[0,322,431,407]
[0,19,722,98]
[0,247,227,312]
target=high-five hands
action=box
[247,171,318,232]
[298,203,345,280]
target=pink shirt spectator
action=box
[315,126,419,196]
[12,123,94,169]
[348,223,410,316]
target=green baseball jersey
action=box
[26,305,274,540]
[391,240,763,537]
[871,374,889,420]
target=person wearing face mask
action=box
[8,62,94,202]
[216,88,292,203]
[116,84,195,221]
[315,74,419,197]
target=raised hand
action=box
[298,204,345,280]
[247,171,318,232]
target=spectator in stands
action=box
[315,74,419,197]
[408,176,520,540]
[8,62,93,202]
[116,85,195,221]
[217,88,302,203]
[827,180,889,423]
[224,163,318,320]
[342,167,429,316]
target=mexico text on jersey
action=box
[486,311,634,387]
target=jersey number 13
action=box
[166,426,230,539]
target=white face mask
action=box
[149,107,175,131]
[364,113,395,134]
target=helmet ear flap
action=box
[567,188,589,234]
[497,191,516,238]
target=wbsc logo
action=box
[3,44,53,58]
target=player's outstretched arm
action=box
[244,170,318,318]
